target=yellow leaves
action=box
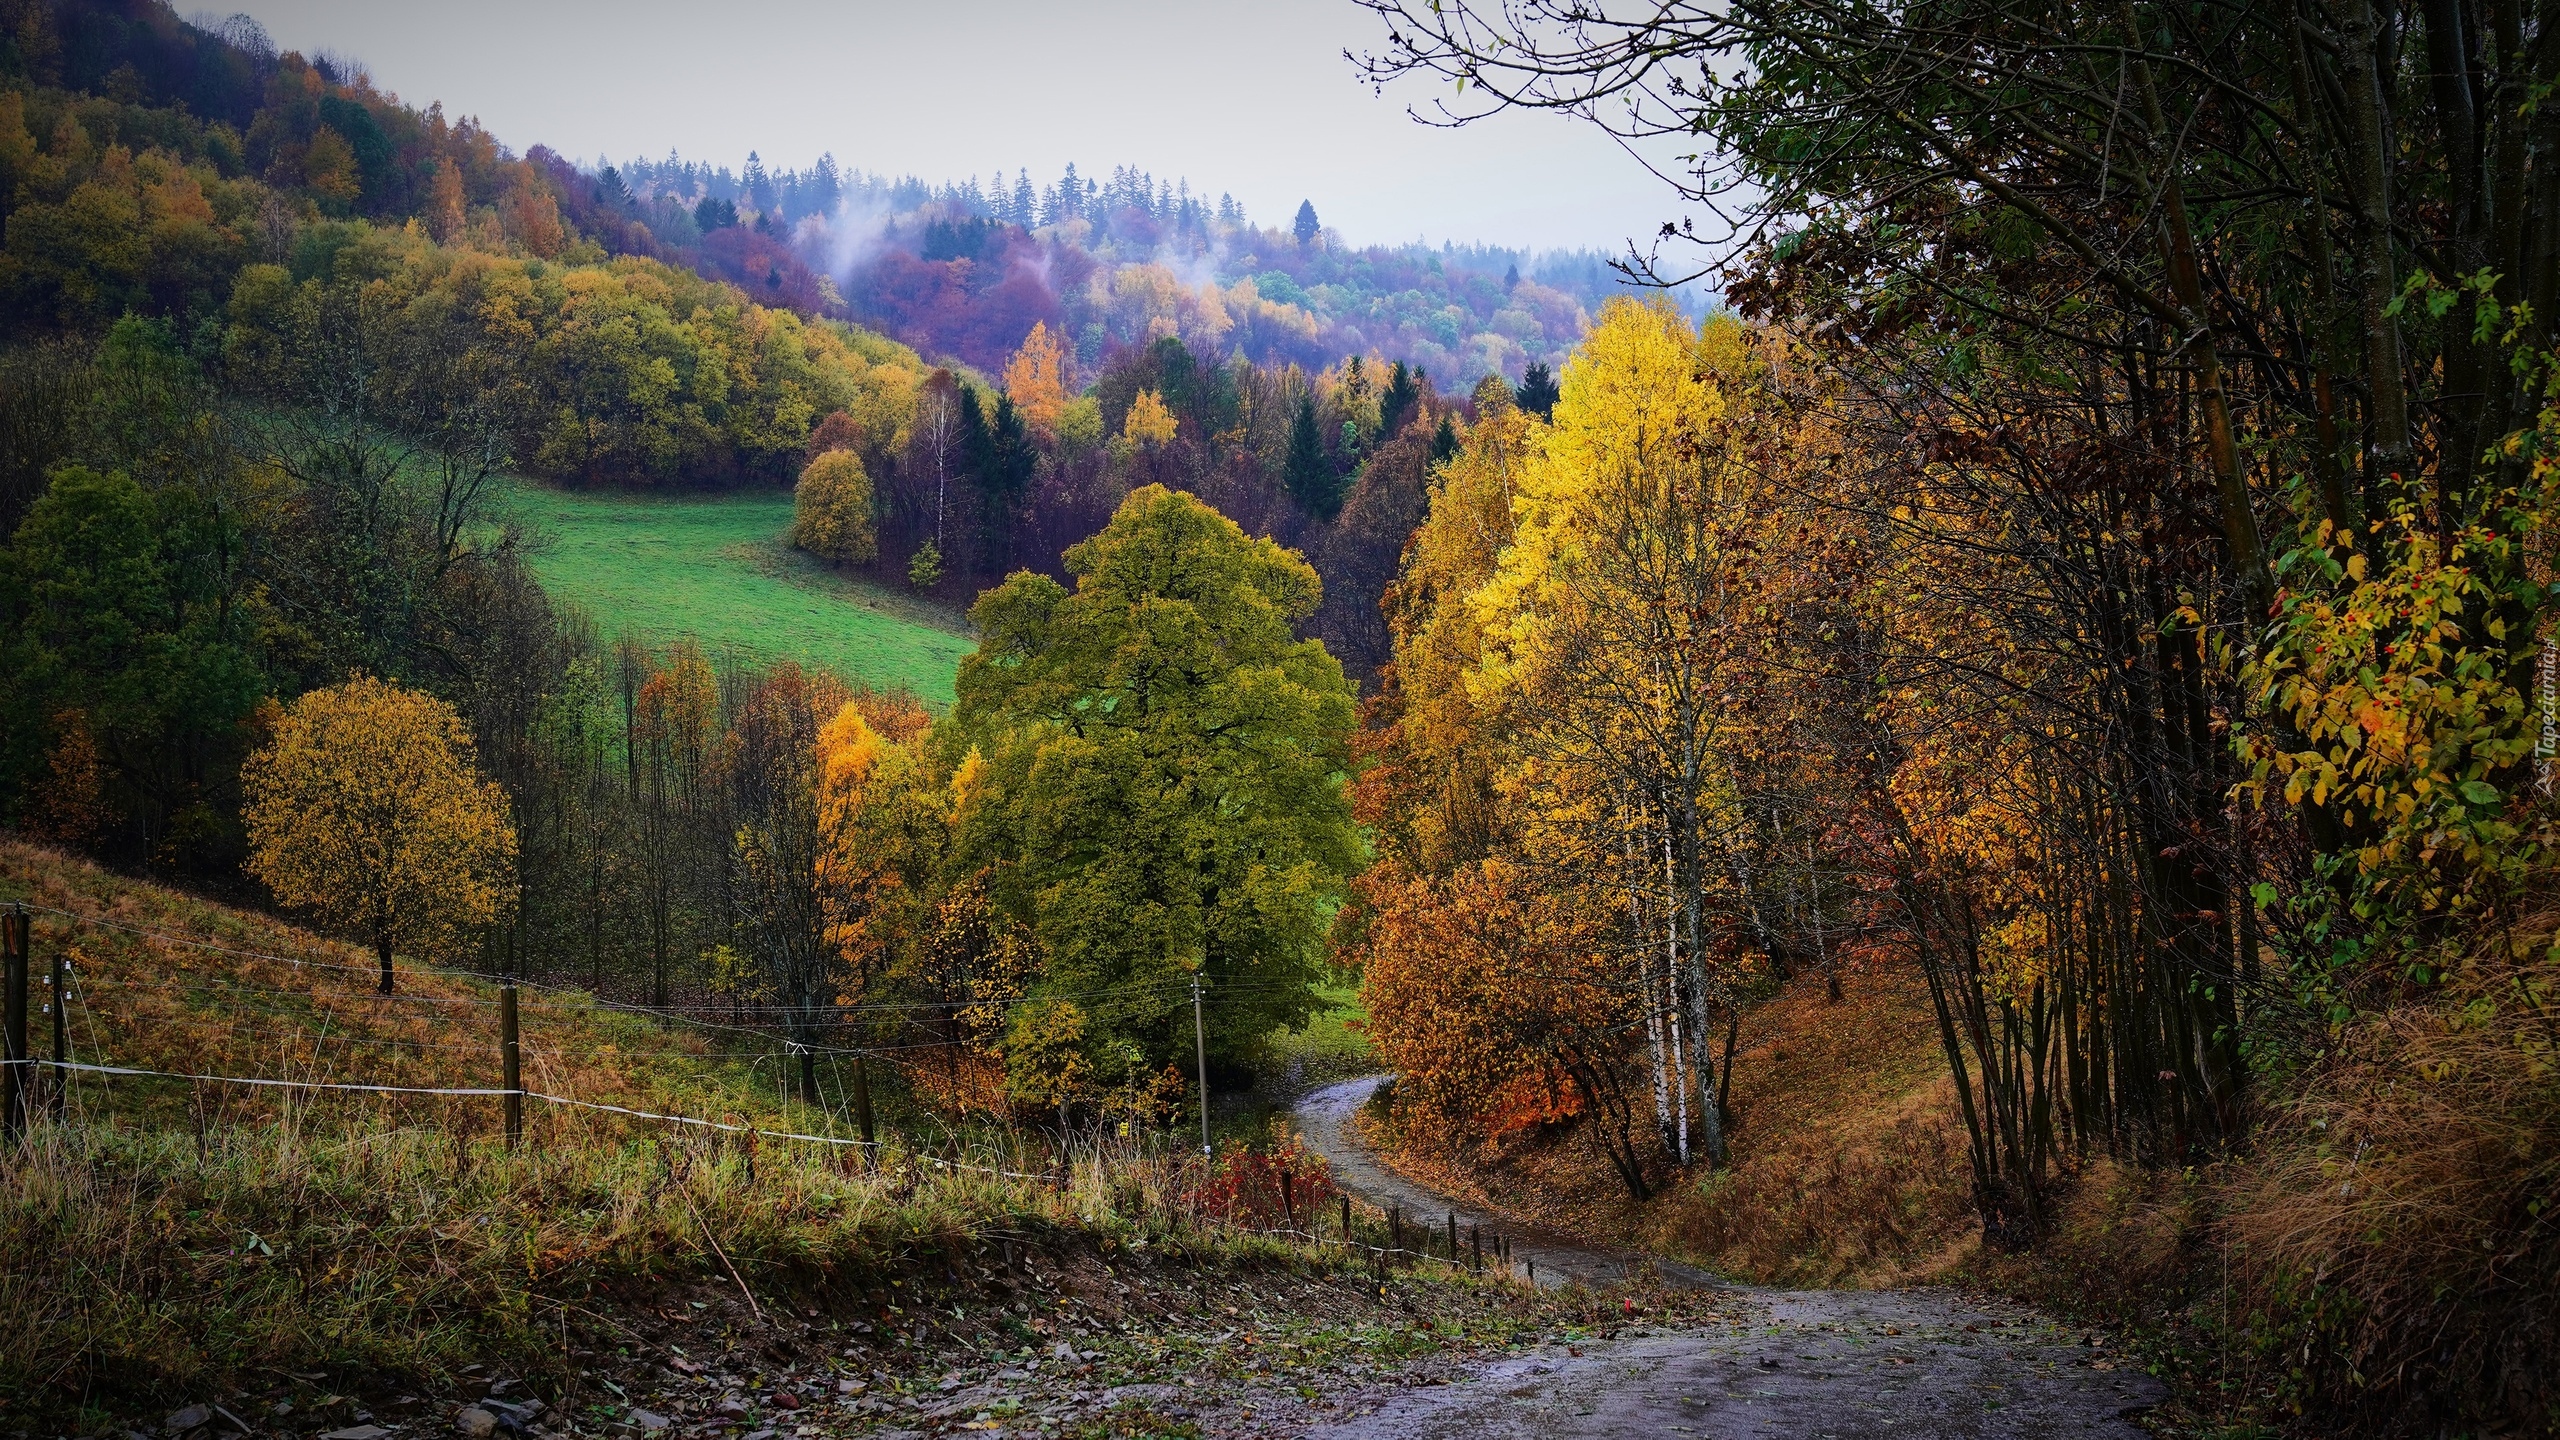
[240,676,517,961]
[1000,320,1070,436]
[947,745,990,821]
[1001,996,1091,1108]
[790,449,877,564]
[814,703,886,834]
[1123,387,1178,448]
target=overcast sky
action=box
[211,0,1687,254]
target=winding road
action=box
[1288,1075,2167,1439]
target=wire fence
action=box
[0,899,1530,1283]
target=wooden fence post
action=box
[1339,1193,1351,1248]
[852,1052,875,1148]
[1471,1225,1482,1272]
[2,904,27,1142]
[1280,1170,1294,1234]
[500,983,523,1150]
[1446,1212,1457,1262]
[48,944,66,1116]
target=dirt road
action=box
[1290,1076,2165,1439]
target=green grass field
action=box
[496,478,974,704]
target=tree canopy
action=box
[950,484,1362,1089]
[240,674,516,992]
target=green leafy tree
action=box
[0,466,264,855]
[949,485,1363,1090]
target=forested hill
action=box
[0,0,930,503]
[0,0,1504,887]
[0,0,1670,390]
[610,150,1694,381]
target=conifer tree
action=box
[1431,412,1459,465]
[1285,393,1339,518]
[1515,360,1560,420]
[1379,360,1419,439]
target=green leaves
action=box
[950,486,1362,1089]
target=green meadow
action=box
[497,479,974,705]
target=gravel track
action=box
[1291,1075,2165,1438]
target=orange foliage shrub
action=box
[1352,858,1658,1195]
[1186,1130,1340,1230]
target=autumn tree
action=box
[1355,859,1656,1196]
[625,639,720,1007]
[1465,300,1807,1164]
[1123,387,1178,448]
[242,675,517,993]
[792,449,877,565]
[727,664,847,1105]
[1001,320,1070,437]
[949,485,1362,1095]
[425,156,465,242]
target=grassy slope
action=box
[0,844,1663,1436]
[0,839,817,1133]
[1358,966,1978,1288]
[499,478,974,705]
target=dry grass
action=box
[0,1111,1286,1420]
[1363,967,1980,1287]
[0,842,1325,1424]
[1640,967,1977,1285]
[0,841,849,1136]
[2220,946,2560,1434]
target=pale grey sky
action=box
[213,0,1686,253]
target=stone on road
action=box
[1292,1075,2164,1437]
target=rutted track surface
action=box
[1291,1075,2166,1438]
[1290,1074,1713,1290]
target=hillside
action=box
[608,158,1661,384]
[0,841,1664,1436]
[0,838,845,1132]
[1356,967,1978,1289]
[504,479,973,705]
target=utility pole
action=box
[1192,974,1211,1157]
[2,904,28,1141]
[500,982,523,1150]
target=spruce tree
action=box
[1284,394,1339,519]
[1379,361,1419,439]
[1293,199,1320,248]
[1515,360,1561,420]
[1431,412,1459,465]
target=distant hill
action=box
[611,152,1711,382]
